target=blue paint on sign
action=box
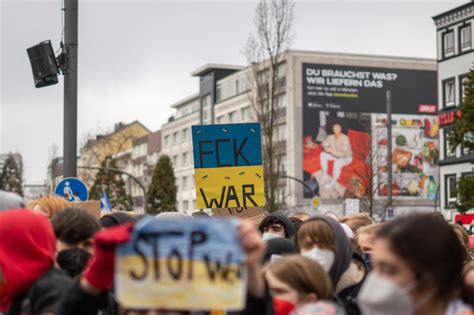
[192,123,262,169]
[54,177,89,202]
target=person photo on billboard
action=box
[320,120,353,190]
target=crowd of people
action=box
[0,189,473,315]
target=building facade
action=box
[161,94,200,213]
[77,121,151,190]
[163,51,439,216]
[433,1,474,219]
[131,129,162,214]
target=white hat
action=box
[340,223,354,239]
[0,190,24,211]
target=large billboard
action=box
[302,63,438,200]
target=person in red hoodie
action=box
[0,209,72,314]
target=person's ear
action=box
[305,293,318,303]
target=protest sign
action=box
[115,217,246,311]
[192,123,265,209]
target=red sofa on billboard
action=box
[303,129,371,194]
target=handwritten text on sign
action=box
[115,217,246,311]
[192,123,265,209]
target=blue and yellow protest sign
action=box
[115,217,246,311]
[192,123,265,209]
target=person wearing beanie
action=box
[99,211,137,229]
[0,190,24,212]
[262,238,297,263]
[258,212,296,241]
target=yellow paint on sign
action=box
[195,165,265,209]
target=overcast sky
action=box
[0,0,467,185]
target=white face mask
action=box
[262,232,283,242]
[302,247,335,272]
[357,272,415,315]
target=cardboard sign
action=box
[344,199,360,216]
[115,217,246,311]
[192,123,265,209]
[213,207,265,227]
[74,200,101,220]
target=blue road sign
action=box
[54,177,89,202]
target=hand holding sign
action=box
[115,217,247,311]
[83,223,134,291]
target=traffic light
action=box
[26,40,59,88]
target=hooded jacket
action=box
[301,215,363,315]
[301,215,352,288]
[259,212,296,239]
[0,209,56,312]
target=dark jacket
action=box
[8,268,72,315]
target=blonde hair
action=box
[340,212,373,232]
[35,195,70,218]
[357,223,384,237]
[267,255,333,300]
[291,212,311,222]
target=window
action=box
[182,176,188,189]
[173,132,179,144]
[444,79,455,108]
[443,31,454,57]
[228,111,236,123]
[241,107,251,121]
[460,25,471,51]
[445,174,457,207]
[445,130,456,158]
[183,200,189,212]
[462,132,474,155]
[216,115,225,124]
[164,135,171,147]
[173,155,179,166]
[202,94,212,124]
[182,152,188,165]
[276,124,286,142]
[216,80,235,101]
[276,94,287,108]
[277,63,286,79]
[280,155,287,175]
[182,128,189,141]
[460,75,469,103]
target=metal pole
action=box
[78,166,148,213]
[63,0,78,177]
[386,90,393,207]
[280,175,316,198]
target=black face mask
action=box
[56,248,91,278]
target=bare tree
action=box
[344,119,394,218]
[243,0,294,212]
[78,126,137,187]
[46,144,60,193]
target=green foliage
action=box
[448,68,474,152]
[147,155,177,215]
[0,153,23,196]
[454,176,474,214]
[89,156,132,211]
[447,68,474,214]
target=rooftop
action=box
[191,63,244,77]
[432,0,473,21]
[170,93,199,109]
